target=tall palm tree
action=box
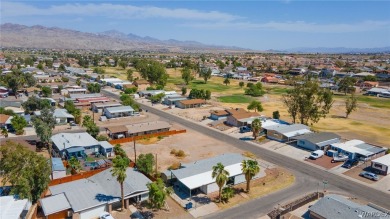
[251,118,262,140]
[212,162,230,203]
[241,160,260,192]
[111,156,130,211]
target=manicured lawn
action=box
[334,94,390,108]
[189,80,241,92]
[267,87,290,95]
[218,94,254,103]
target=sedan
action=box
[359,171,379,181]
[100,212,114,219]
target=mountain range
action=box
[0,23,246,52]
[1,23,389,53]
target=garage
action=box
[80,205,106,219]
[371,154,390,175]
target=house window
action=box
[374,163,383,169]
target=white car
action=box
[309,150,325,160]
[100,212,114,219]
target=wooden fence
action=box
[109,129,186,145]
[49,167,109,186]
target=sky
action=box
[1,0,390,50]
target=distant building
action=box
[103,106,135,119]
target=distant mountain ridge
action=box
[0,23,247,52]
[286,47,390,54]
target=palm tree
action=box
[223,77,230,86]
[241,160,260,192]
[247,100,263,112]
[251,118,262,140]
[111,156,130,211]
[212,162,230,203]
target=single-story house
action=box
[40,97,56,106]
[176,99,206,109]
[359,81,379,89]
[0,114,10,128]
[105,125,128,139]
[261,76,279,83]
[163,95,187,106]
[266,124,312,142]
[210,110,230,120]
[52,158,66,180]
[91,102,122,113]
[166,153,263,195]
[138,90,164,97]
[98,141,114,157]
[365,87,389,96]
[61,88,87,96]
[226,111,262,127]
[51,132,101,159]
[0,196,31,219]
[292,132,341,151]
[39,168,151,219]
[309,194,387,219]
[106,121,171,139]
[330,140,386,160]
[371,154,390,175]
[103,106,134,119]
[133,79,150,91]
[34,109,74,125]
[0,86,9,97]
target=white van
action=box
[309,150,324,160]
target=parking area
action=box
[305,156,342,170]
[343,163,383,184]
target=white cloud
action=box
[1,2,241,22]
[183,20,390,33]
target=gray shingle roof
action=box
[309,194,387,219]
[292,132,340,144]
[40,193,71,216]
[49,168,151,212]
[170,153,246,180]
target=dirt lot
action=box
[343,163,383,184]
[121,126,244,171]
[208,168,295,210]
[305,156,343,170]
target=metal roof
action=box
[309,194,386,219]
[125,121,171,134]
[0,196,29,219]
[98,141,113,149]
[292,132,340,146]
[51,132,99,151]
[170,153,247,189]
[331,140,386,157]
[105,106,134,114]
[53,109,74,119]
[49,168,151,212]
[40,193,71,216]
[266,124,311,137]
[372,154,390,166]
[92,102,122,108]
[66,146,85,153]
[52,158,66,171]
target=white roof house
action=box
[372,154,390,166]
[51,132,99,151]
[331,140,386,159]
[39,193,71,217]
[0,196,31,219]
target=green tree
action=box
[58,64,66,72]
[251,118,262,140]
[41,86,52,97]
[245,82,265,97]
[216,60,226,70]
[338,77,356,95]
[211,162,230,203]
[150,93,165,104]
[136,153,155,176]
[283,79,334,124]
[1,127,8,138]
[120,94,140,111]
[87,83,101,93]
[37,62,44,70]
[221,186,235,203]
[118,60,128,69]
[0,107,15,115]
[201,68,212,84]
[181,87,187,96]
[247,100,263,112]
[114,144,128,158]
[82,115,99,138]
[223,77,230,86]
[111,156,130,211]
[205,90,211,100]
[181,67,194,85]
[11,115,27,135]
[76,78,81,86]
[241,160,260,192]
[345,93,358,118]
[334,60,345,68]
[272,111,280,119]
[0,141,50,203]
[239,81,245,89]
[147,178,172,210]
[68,156,82,174]
[138,60,169,86]
[22,96,51,114]
[126,69,134,81]
[363,75,377,81]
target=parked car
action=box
[359,171,379,181]
[342,159,359,169]
[100,212,114,219]
[309,150,324,160]
[240,126,251,133]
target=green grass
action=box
[267,87,290,95]
[218,95,254,103]
[189,80,240,92]
[335,95,390,108]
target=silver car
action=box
[359,171,379,181]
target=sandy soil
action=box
[121,127,244,171]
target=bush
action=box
[168,162,181,170]
[175,150,185,157]
[170,149,177,155]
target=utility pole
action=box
[133,139,137,164]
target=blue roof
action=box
[52,158,66,171]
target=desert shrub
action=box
[168,162,181,170]
[175,150,185,157]
[170,149,177,155]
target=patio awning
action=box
[66,146,85,154]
